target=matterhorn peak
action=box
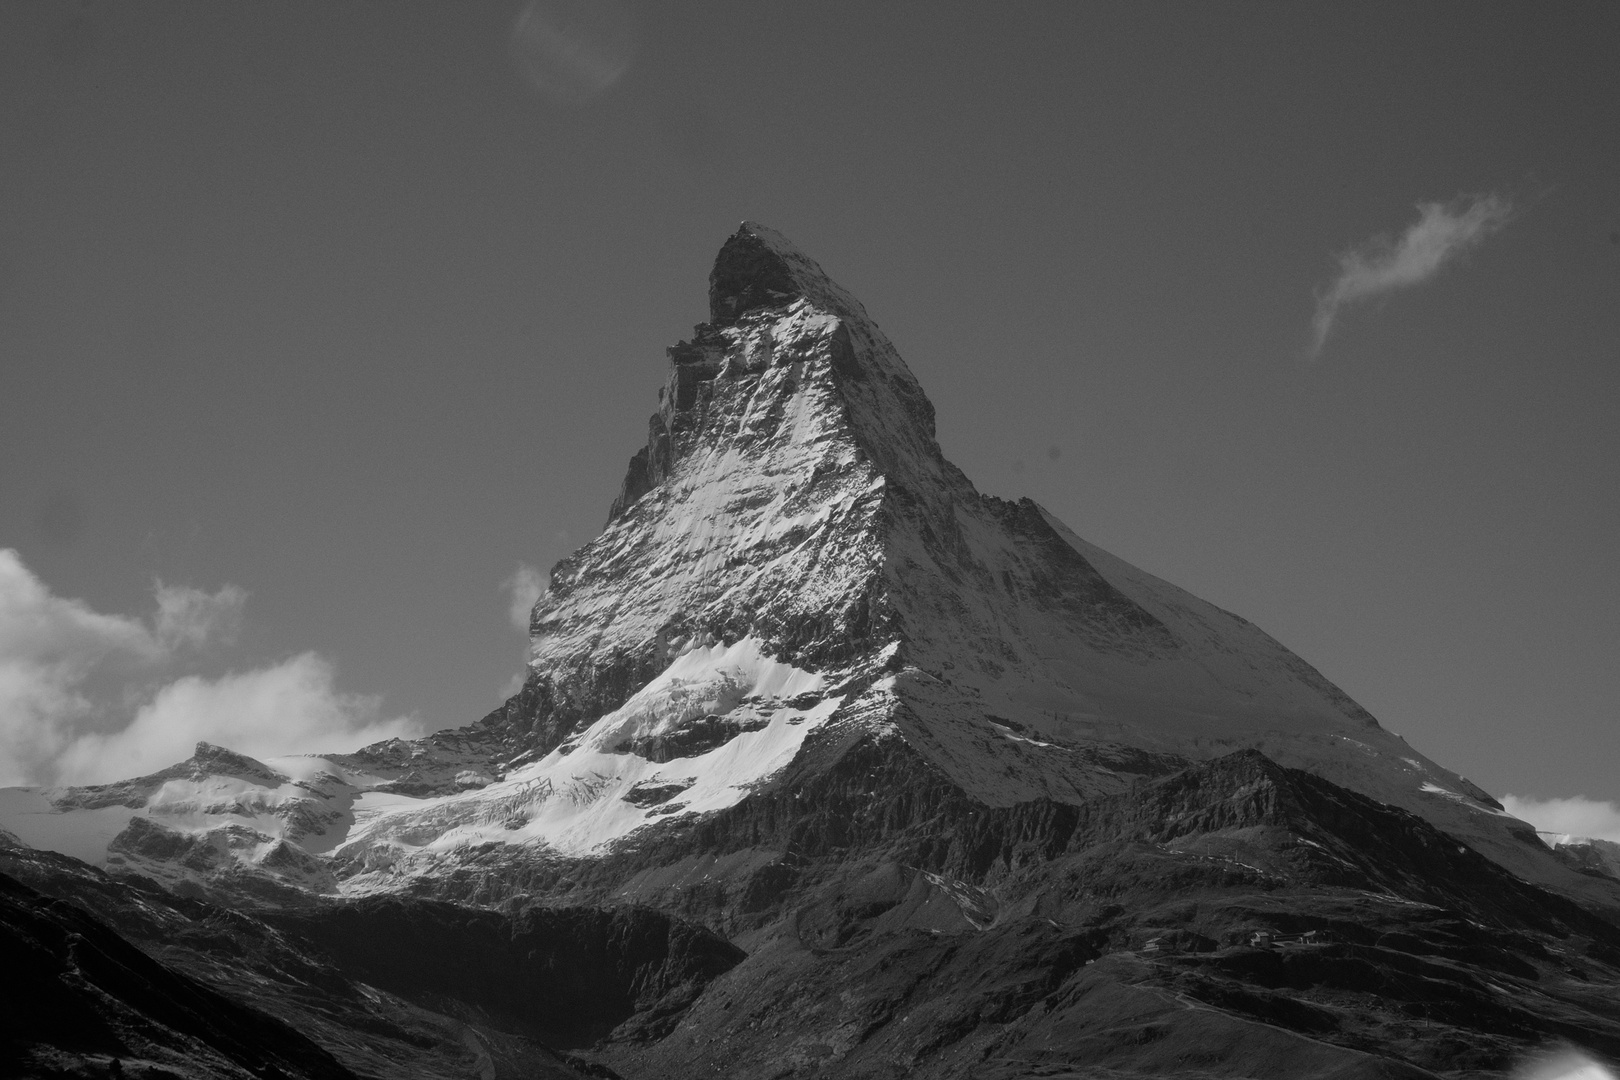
[5,222,1618,1080]
[7,223,1609,920]
[708,221,874,328]
[459,225,1541,870]
[605,223,945,532]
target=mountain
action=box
[1544,832,1620,882]
[345,221,1612,908]
[4,223,1619,1078]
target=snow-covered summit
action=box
[709,222,875,329]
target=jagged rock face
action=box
[492,227,925,753]
[499,223,1344,768]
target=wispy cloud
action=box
[1311,192,1514,356]
[0,549,416,786]
[502,563,546,634]
[1501,793,1620,844]
[153,580,246,651]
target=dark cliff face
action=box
[708,225,812,325]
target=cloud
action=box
[498,667,530,701]
[0,549,163,784]
[154,581,246,651]
[1311,192,1513,356]
[1501,793,1620,844]
[0,549,417,786]
[56,653,417,784]
[0,549,163,666]
[502,563,546,634]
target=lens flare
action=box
[1518,1050,1618,1080]
[509,0,636,105]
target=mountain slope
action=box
[578,747,1620,1079]
[0,840,737,1079]
[9,743,1620,1079]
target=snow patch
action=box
[336,638,839,874]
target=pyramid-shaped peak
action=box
[709,222,872,327]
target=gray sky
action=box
[1,2,1616,811]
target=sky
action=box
[0,2,1616,829]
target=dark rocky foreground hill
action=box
[0,865,357,1080]
[1,841,734,1079]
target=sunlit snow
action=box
[336,637,839,880]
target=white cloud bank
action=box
[1311,192,1513,356]
[0,549,417,787]
[502,562,546,634]
[56,652,414,785]
[1502,793,1620,844]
